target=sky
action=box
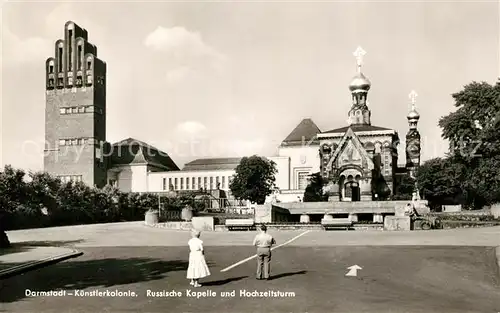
[1,1,499,171]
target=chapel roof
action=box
[322,124,391,134]
[182,157,242,171]
[281,118,321,146]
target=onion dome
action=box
[407,108,420,120]
[349,72,371,92]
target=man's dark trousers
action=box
[256,247,271,279]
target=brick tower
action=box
[44,21,108,187]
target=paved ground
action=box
[5,222,500,247]
[1,246,498,313]
[1,223,499,313]
[0,245,75,272]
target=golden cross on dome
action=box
[409,90,418,110]
[353,46,366,73]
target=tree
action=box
[393,173,415,201]
[0,165,29,248]
[438,80,500,208]
[229,155,277,204]
[415,158,466,209]
[303,172,328,202]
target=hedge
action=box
[0,165,200,231]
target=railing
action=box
[158,209,182,222]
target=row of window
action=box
[58,175,83,183]
[59,105,103,115]
[47,75,104,89]
[48,55,93,74]
[48,76,92,88]
[58,138,99,146]
[162,176,233,191]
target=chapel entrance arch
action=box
[340,172,362,202]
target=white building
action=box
[106,118,322,203]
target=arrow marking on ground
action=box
[345,265,362,277]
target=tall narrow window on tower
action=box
[68,29,73,71]
[49,65,54,73]
[77,45,82,69]
[58,47,63,71]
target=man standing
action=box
[252,225,276,280]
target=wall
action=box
[45,88,105,187]
[254,203,292,223]
[267,156,290,190]
[266,190,304,203]
[491,204,500,218]
[277,145,320,190]
[131,165,149,192]
[191,216,214,231]
[107,164,148,192]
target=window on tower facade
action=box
[68,30,73,71]
[58,48,63,71]
[77,45,82,69]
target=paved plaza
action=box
[1,223,499,313]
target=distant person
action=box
[187,229,210,287]
[252,225,276,280]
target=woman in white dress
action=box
[187,229,210,287]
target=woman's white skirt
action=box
[187,251,211,279]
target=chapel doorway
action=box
[345,181,360,202]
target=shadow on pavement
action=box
[203,276,248,286]
[0,257,189,303]
[269,270,307,280]
[0,240,85,257]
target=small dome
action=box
[349,72,371,92]
[407,109,420,120]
